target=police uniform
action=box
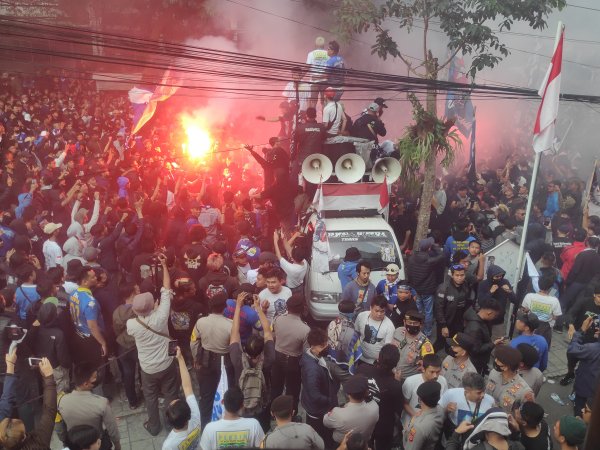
[403,407,444,450]
[486,369,534,413]
[323,376,380,443]
[393,327,434,379]
[272,311,310,412]
[441,355,477,389]
[58,390,120,447]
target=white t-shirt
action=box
[246,268,258,285]
[259,286,293,322]
[237,263,251,284]
[279,258,307,289]
[306,48,329,81]
[522,292,562,325]
[401,373,448,428]
[43,239,63,269]
[162,395,201,450]
[282,82,312,112]
[438,388,495,426]
[323,101,344,135]
[199,417,264,450]
[354,311,395,364]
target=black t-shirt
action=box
[355,364,404,435]
[519,420,553,450]
[551,236,572,269]
[350,113,386,142]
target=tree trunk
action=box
[413,85,438,247]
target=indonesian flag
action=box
[379,176,389,213]
[533,24,565,153]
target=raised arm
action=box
[0,349,18,420]
[176,347,193,397]
[254,295,272,342]
[230,292,245,345]
[35,359,58,447]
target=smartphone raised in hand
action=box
[28,357,43,367]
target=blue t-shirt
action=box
[69,288,104,337]
[223,299,262,344]
[15,285,41,320]
[510,334,549,372]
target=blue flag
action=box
[445,57,474,138]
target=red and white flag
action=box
[533,24,565,153]
[378,176,389,214]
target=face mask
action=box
[406,325,420,335]
[493,361,503,372]
[318,346,330,358]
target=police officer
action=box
[323,375,379,444]
[486,345,534,413]
[271,295,310,414]
[434,263,473,352]
[403,380,444,450]
[392,310,434,380]
[441,332,478,389]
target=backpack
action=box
[239,353,268,416]
[205,282,228,301]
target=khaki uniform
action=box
[441,355,477,389]
[393,327,434,379]
[403,406,444,450]
[323,400,380,443]
[58,390,120,446]
[486,370,533,413]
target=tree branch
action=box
[397,51,423,77]
[438,47,461,73]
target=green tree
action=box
[335,0,565,244]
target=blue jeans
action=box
[416,294,434,337]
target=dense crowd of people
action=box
[0,53,598,450]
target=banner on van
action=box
[312,185,331,273]
[322,183,383,211]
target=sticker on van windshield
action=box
[380,243,395,262]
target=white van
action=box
[304,215,406,321]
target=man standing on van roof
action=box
[341,261,376,315]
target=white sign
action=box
[484,239,521,287]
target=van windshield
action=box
[327,230,400,271]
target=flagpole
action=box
[509,21,564,336]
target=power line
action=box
[1,18,598,106]
[567,2,600,12]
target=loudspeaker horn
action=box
[301,154,333,184]
[372,157,401,184]
[334,153,366,184]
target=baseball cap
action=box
[386,263,400,275]
[43,222,62,235]
[558,416,587,446]
[446,332,475,353]
[367,102,380,112]
[132,292,155,316]
[374,97,388,108]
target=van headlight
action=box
[310,291,340,304]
